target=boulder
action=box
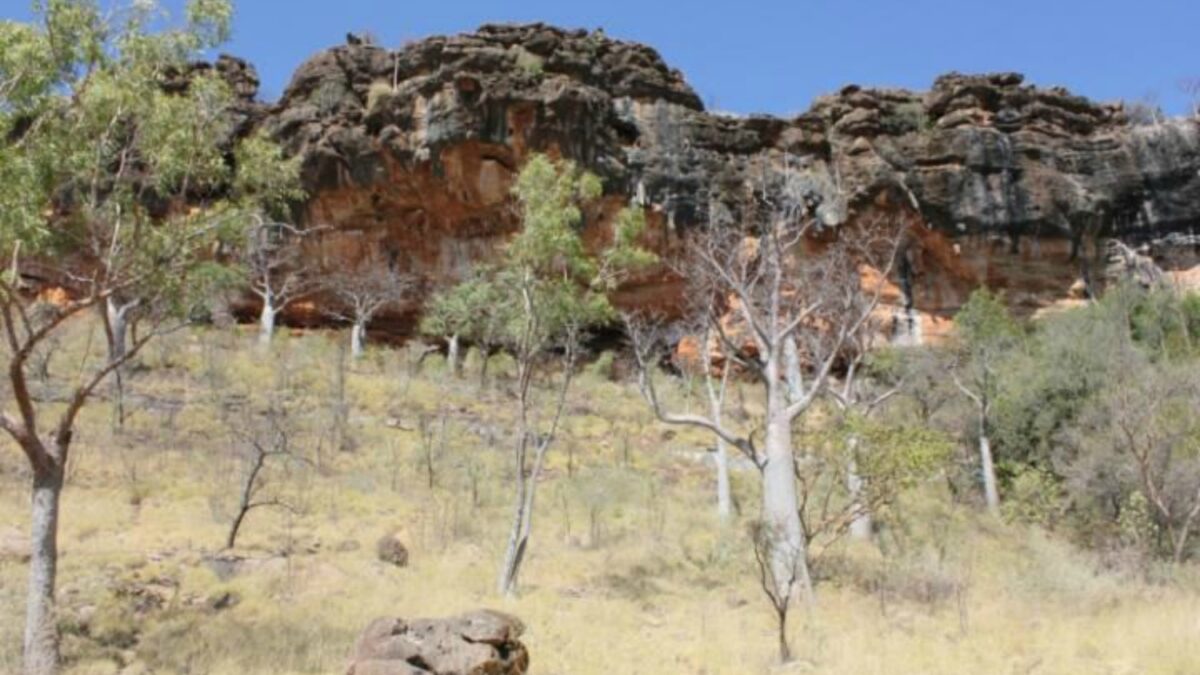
[346,610,528,675]
[376,532,409,567]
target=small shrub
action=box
[882,101,929,134]
[1002,466,1063,528]
[586,351,617,381]
[365,81,394,115]
[513,47,544,78]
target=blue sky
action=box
[5,0,1199,115]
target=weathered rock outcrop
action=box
[346,610,528,675]
[227,23,1200,336]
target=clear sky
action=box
[4,0,1198,116]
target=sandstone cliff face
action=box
[225,23,1200,337]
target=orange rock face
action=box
[221,25,1200,337]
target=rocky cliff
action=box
[222,23,1200,338]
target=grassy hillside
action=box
[1,323,1198,674]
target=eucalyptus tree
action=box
[0,2,300,671]
[421,268,506,380]
[452,154,653,597]
[951,288,1022,515]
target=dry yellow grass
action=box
[1,327,1199,674]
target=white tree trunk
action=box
[24,465,62,675]
[708,387,733,521]
[498,490,529,596]
[845,439,872,540]
[979,432,1000,515]
[762,405,813,604]
[257,300,277,349]
[714,437,734,521]
[498,437,547,596]
[350,322,366,360]
[106,298,130,428]
[447,333,462,377]
[782,338,804,404]
[105,298,128,363]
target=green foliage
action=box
[421,267,509,345]
[0,0,299,308]
[991,298,1123,468]
[804,413,953,543]
[434,154,654,358]
[954,287,1021,351]
[1002,466,1063,527]
[513,46,545,78]
[1119,284,1200,359]
[881,101,930,135]
[848,416,955,495]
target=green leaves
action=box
[433,153,655,354]
[954,287,1020,353]
[0,0,300,321]
[233,130,304,214]
[185,0,233,49]
[508,154,597,280]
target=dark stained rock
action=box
[346,610,528,675]
[231,23,1200,334]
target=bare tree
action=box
[244,216,322,349]
[627,193,899,661]
[417,408,448,490]
[222,399,313,550]
[323,260,414,359]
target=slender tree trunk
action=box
[106,298,130,429]
[227,451,265,550]
[24,463,63,675]
[498,435,547,596]
[714,437,733,521]
[479,350,491,388]
[350,321,366,360]
[978,423,1000,515]
[776,607,791,664]
[226,507,248,551]
[498,489,529,596]
[447,333,462,377]
[703,334,733,520]
[106,298,129,363]
[258,300,277,349]
[846,441,872,540]
[708,386,733,521]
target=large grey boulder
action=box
[346,610,528,675]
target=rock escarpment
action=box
[225,23,1200,336]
